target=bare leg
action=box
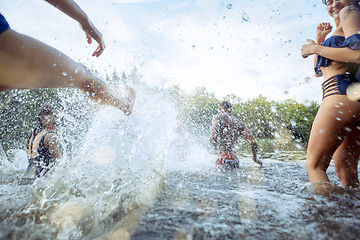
[0,29,135,115]
[333,124,360,187]
[306,95,360,193]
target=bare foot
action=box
[123,86,136,116]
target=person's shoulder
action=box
[44,132,58,145]
[340,4,360,20]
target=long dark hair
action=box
[27,105,57,145]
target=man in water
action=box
[210,101,262,169]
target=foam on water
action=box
[0,82,182,239]
[2,82,360,239]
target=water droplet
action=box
[242,14,249,22]
[226,4,232,9]
[62,72,68,76]
[346,83,360,101]
[336,117,342,121]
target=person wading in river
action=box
[24,105,60,178]
[301,0,360,193]
[210,101,262,169]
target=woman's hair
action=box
[30,105,57,140]
[38,104,57,128]
[322,0,360,7]
[220,101,233,113]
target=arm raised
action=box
[45,0,105,57]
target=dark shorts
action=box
[0,13,10,35]
[322,74,359,99]
[216,152,239,169]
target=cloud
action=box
[134,1,318,101]
[2,0,327,102]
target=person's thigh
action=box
[306,95,360,180]
[0,30,91,89]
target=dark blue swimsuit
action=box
[315,34,360,99]
[26,132,56,178]
[0,13,10,34]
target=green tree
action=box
[174,87,219,144]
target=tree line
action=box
[171,86,319,151]
[0,69,319,158]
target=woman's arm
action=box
[302,40,360,63]
[302,7,360,63]
[309,22,333,77]
[44,0,105,57]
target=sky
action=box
[1,0,334,103]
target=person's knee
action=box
[306,155,330,172]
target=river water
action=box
[1,87,360,240]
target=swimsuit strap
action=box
[29,132,35,154]
[29,130,55,155]
[28,127,43,154]
[322,75,339,99]
[38,131,56,154]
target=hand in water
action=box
[255,158,263,167]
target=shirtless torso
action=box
[210,103,262,168]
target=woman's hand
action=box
[301,39,317,58]
[80,20,105,57]
[316,22,332,44]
